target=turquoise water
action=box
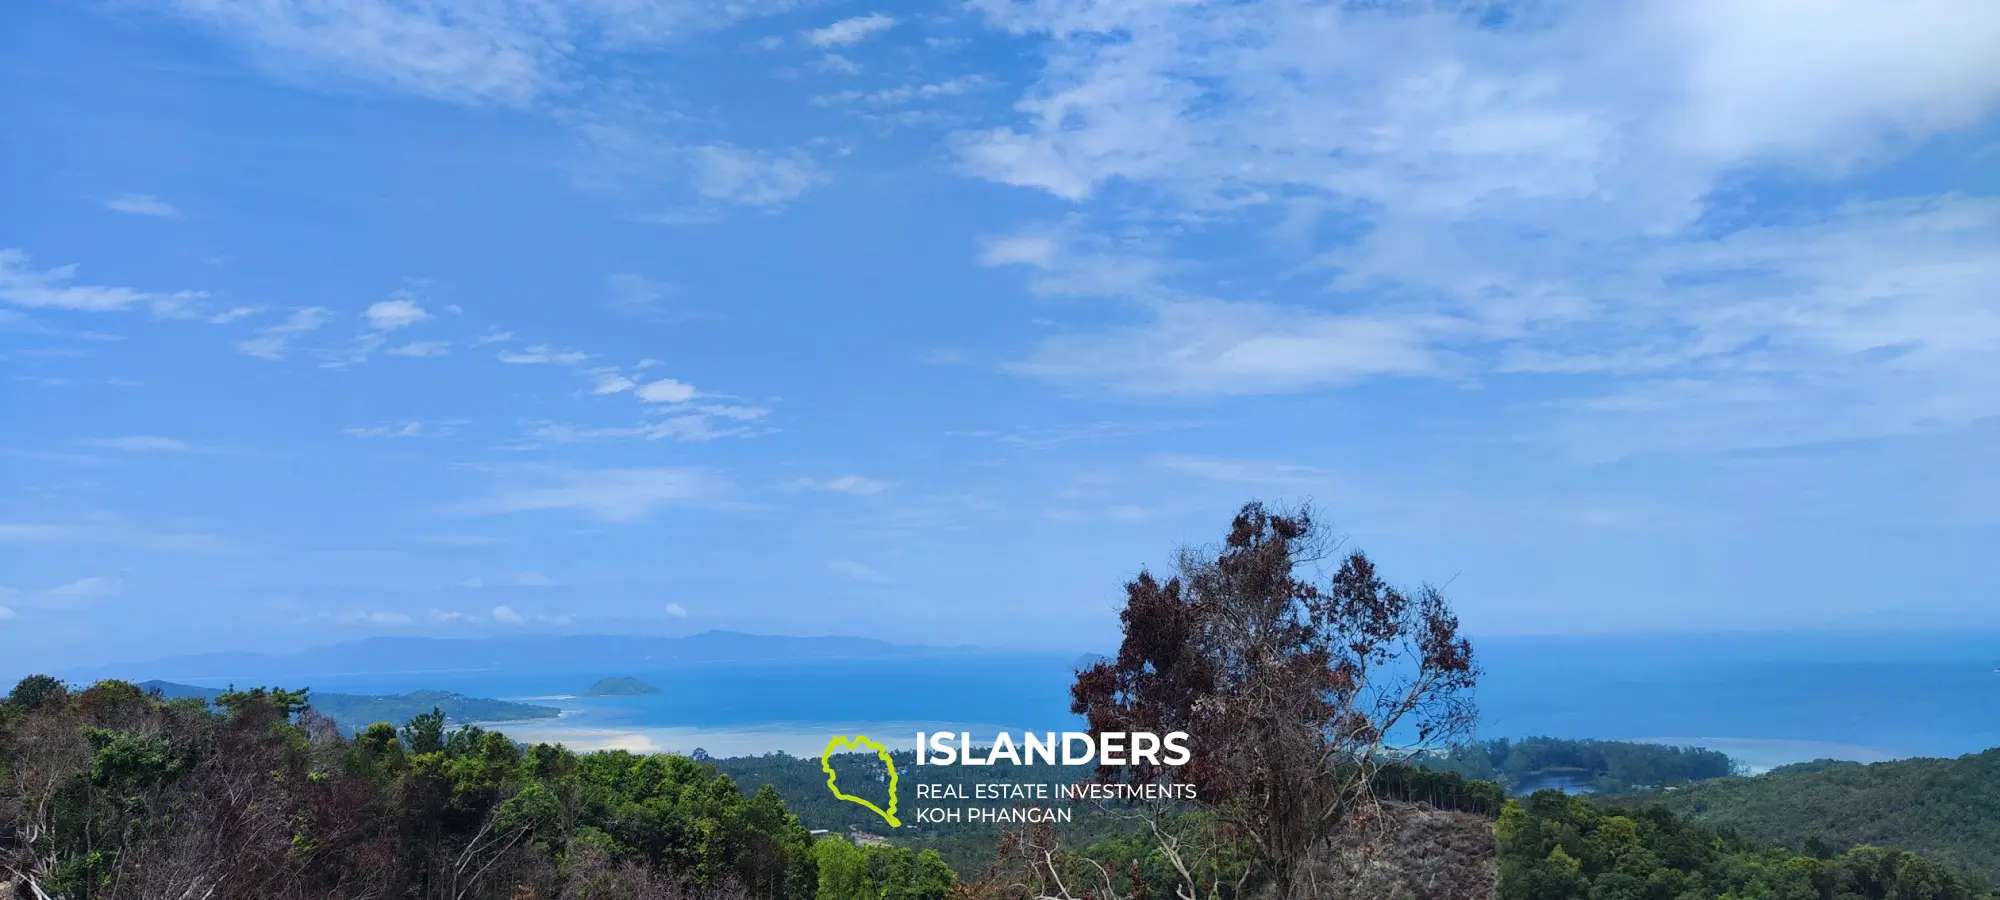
[166,630,2000,764]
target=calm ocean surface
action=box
[169,630,2000,768]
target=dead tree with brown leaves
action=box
[1071,501,1479,900]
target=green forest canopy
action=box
[4,675,1992,900]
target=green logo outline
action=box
[821,735,901,828]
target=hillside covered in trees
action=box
[0,676,947,900]
[1636,749,2000,887]
[1421,736,1739,794]
[1497,790,1992,900]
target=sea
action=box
[154,629,2000,772]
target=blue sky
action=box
[3,0,1998,673]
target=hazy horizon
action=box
[25,622,2000,688]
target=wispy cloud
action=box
[685,144,824,208]
[0,249,207,315]
[498,344,589,365]
[1150,454,1332,489]
[520,415,757,444]
[563,84,829,221]
[75,436,194,453]
[102,193,180,217]
[236,307,331,360]
[0,518,232,553]
[461,466,728,522]
[342,420,462,438]
[949,0,2000,451]
[607,274,670,314]
[148,0,800,107]
[634,378,697,403]
[365,298,430,331]
[664,602,688,617]
[589,370,638,394]
[782,475,892,495]
[805,13,895,47]
[0,575,124,611]
[385,340,449,357]
[488,604,570,625]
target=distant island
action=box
[581,676,662,696]
[138,680,561,734]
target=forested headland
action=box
[1420,736,1739,794]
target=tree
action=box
[1071,501,1479,900]
[5,674,69,712]
[403,706,448,755]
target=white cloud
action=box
[685,144,824,208]
[208,306,259,324]
[608,273,670,314]
[816,76,989,110]
[504,571,556,586]
[474,329,514,345]
[0,249,206,314]
[459,578,484,589]
[784,475,892,495]
[696,404,768,421]
[523,415,756,444]
[805,13,895,47]
[977,234,1059,269]
[48,575,121,598]
[949,0,2000,449]
[3,575,123,611]
[76,436,193,453]
[233,336,287,360]
[103,193,180,217]
[664,602,687,617]
[635,378,697,403]
[343,420,461,438]
[498,344,589,365]
[464,466,726,522]
[236,306,331,360]
[562,85,829,218]
[491,605,525,624]
[365,298,430,331]
[589,370,637,394]
[386,340,449,357]
[1151,454,1332,488]
[150,0,800,107]
[0,519,232,553]
[1014,297,1446,396]
[810,53,861,76]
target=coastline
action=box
[1630,736,1902,774]
[486,719,1031,758]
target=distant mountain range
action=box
[66,630,994,682]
